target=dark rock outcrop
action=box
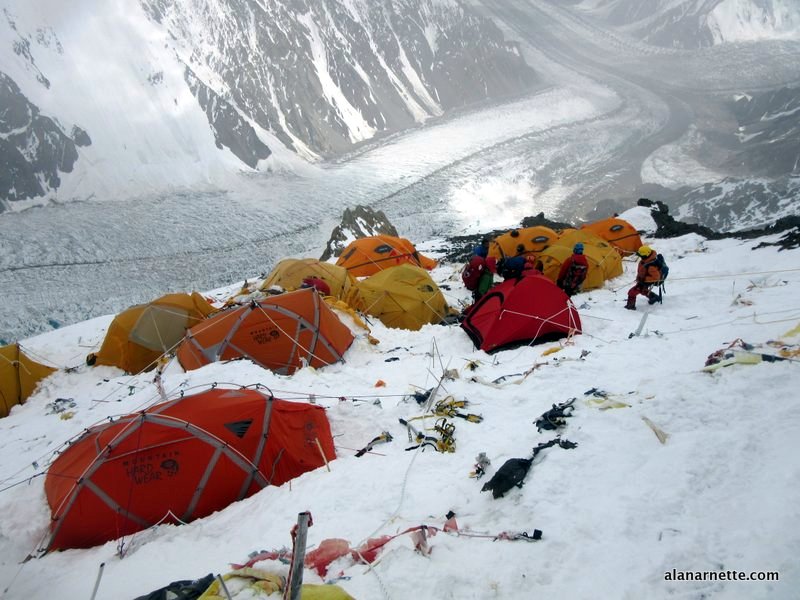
[184,68,271,168]
[0,71,80,208]
[320,205,399,261]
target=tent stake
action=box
[89,562,105,600]
[286,512,312,600]
[314,438,331,471]
[216,574,233,600]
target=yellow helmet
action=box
[637,245,652,257]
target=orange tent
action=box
[93,292,216,374]
[177,288,354,375]
[336,235,437,277]
[580,217,643,256]
[488,226,559,260]
[43,388,335,551]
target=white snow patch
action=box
[708,0,800,44]
[1,232,799,600]
[641,126,726,189]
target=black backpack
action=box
[498,256,526,279]
[653,253,669,281]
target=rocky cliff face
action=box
[0,0,536,209]
[0,71,87,209]
[141,0,537,159]
[727,86,800,177]
[184,68,271,168]
[657,84,800,232]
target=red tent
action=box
[177,288,354,375]
[461,273,581,352]
[43,388,335,551]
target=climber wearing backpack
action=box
[557,243,589,297]
[462,240,494,301]
[625,245,664,310]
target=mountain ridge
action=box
[0,0,537,209]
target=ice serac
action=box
[0,71,80,208]
[140,0,538,159]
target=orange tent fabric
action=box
[44,388,335,551]
[177,288,354,375]
[335,235,436,277]
[580,217,643,256]
[0,343,56,418]
[94,292,216,374]
[488,226,558,260]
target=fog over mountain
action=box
[0,0,798,342]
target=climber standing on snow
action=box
[625,245,662,310]
[556,243,589,297]
[462,239,495,301]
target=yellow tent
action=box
[356,264,449,331]
[538,230,623,290]
[260,258,365,310]
[489,226,558,260]
[93,292,216,374]
[1,343,56,418]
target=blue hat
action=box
[573,243,584,254]
[474,245,488,258]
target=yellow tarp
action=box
[199,567,354,599]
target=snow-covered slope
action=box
[0,206,798,599]
[0,0,537,209]
[708,0,800,44]
[577,0,800,48]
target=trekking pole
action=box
[286,512,312,600]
